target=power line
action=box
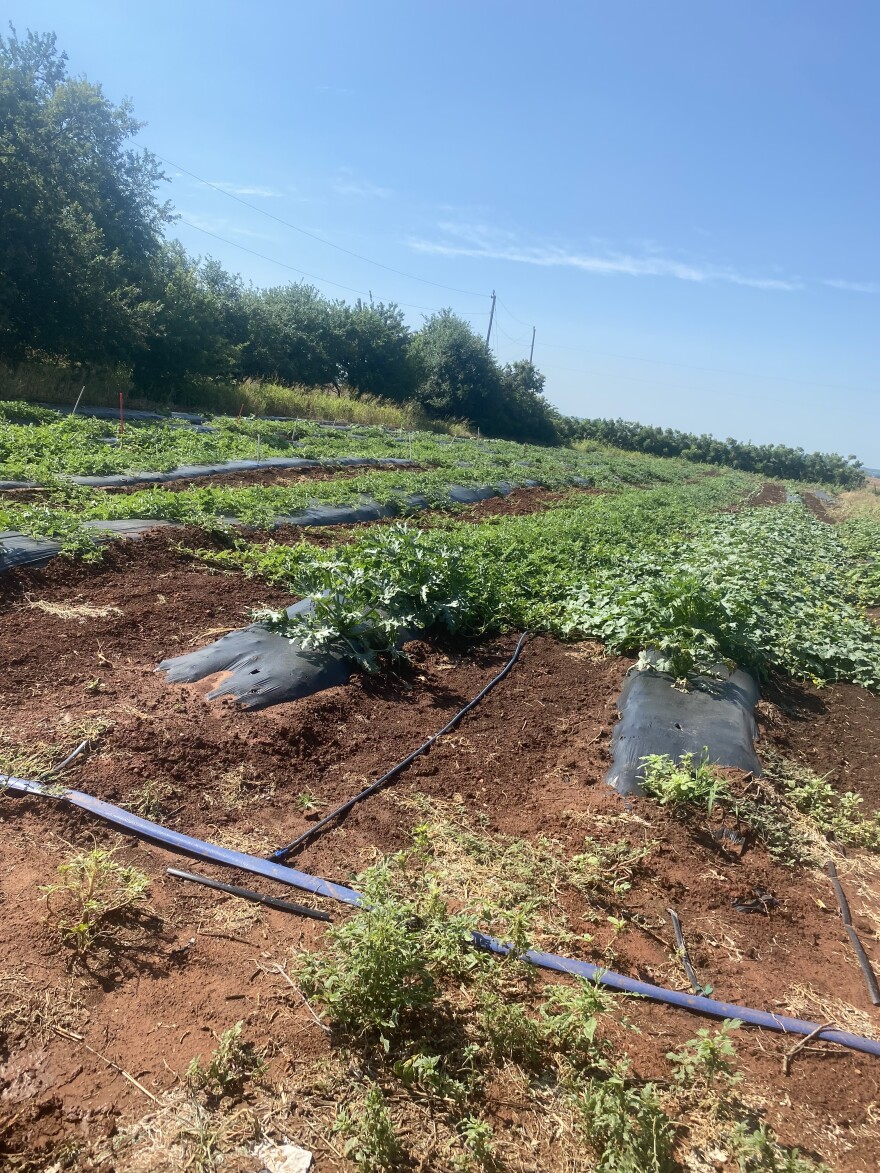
[494,320,532,348]
[496,295,875,398]
[497,298,533,329]
[165,151,873,401]
[177,218,489,316]
[154,149,488,299]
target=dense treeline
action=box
[0,29,558,442]
[562,416,864,488]
[0,29,865,479]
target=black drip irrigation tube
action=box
[166,868,332,921]
[667,908,706,996]
[826,861,880,1006]
[270,631,531,863]
[4,771,880,1058]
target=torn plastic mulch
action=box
[606,655,763,796]
[158,597,356,710]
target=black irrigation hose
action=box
[826,860,880,1006]
[166,868,332,921]
[270,631,531,863]
[667,908,706,996]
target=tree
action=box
[409,309,502,426]
[497,360,561,444]
[336,300,418,402]
[239,283,340,387]
[0,26,172,365]
[129,243,237,391]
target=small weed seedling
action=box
[295,789,325,814]
[186,1021,265,1100]
[667,1020,742,1092]
[640,751,729,815]
[41,845,150,960]
[453,1115,497,1171]
[333,1084,403,1172]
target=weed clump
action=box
[333,1084,403,1171]
[185,1021,266,1100]
[41,845,150,961]
[292,827,825,1172]
[640,750,728,813]
[298,855,485,1049]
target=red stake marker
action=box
[119,392,125,435]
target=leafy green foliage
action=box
[185,1021,265,1099]
[567,1063,676,1173]
[333,1085,403,1172]
[454,1115,496,1171]
[0,28,171,367]
[667,1020,742,1090]
[297,856,485,1050]
[40,846,150,958]
[198,483,880,690]
[563,416,864,487]
[258,525,477,671]
[640,751,729,814]
[726,1122,829,1172]
[839,512,880,606]
[564,504,880,686]
[762,750,880,850]
[295,819,824,1172]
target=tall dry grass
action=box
[0,359,463,433]
[835,484,880,519]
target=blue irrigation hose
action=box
[4,771,880,1059]
[1,774,360,907]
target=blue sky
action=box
[11,1,880,463]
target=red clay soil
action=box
[455,484,604,519]
[0,535,879,1169]
[758,675,880,813]
[802,491,836,523]
[722,481,786,511]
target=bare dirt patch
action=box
[802,491,836,524]
[722,481,786,512]
[758,675,880,813]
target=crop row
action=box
[0,439,714,548]
[203,480,880,688]
[0,403,554,480]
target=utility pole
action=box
[485,290,496,346]
[529,326,536,364]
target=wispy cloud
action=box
[822,278,879,294]
[211,181,283,198]
[407,222,801,292]
[332,170,392,200]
